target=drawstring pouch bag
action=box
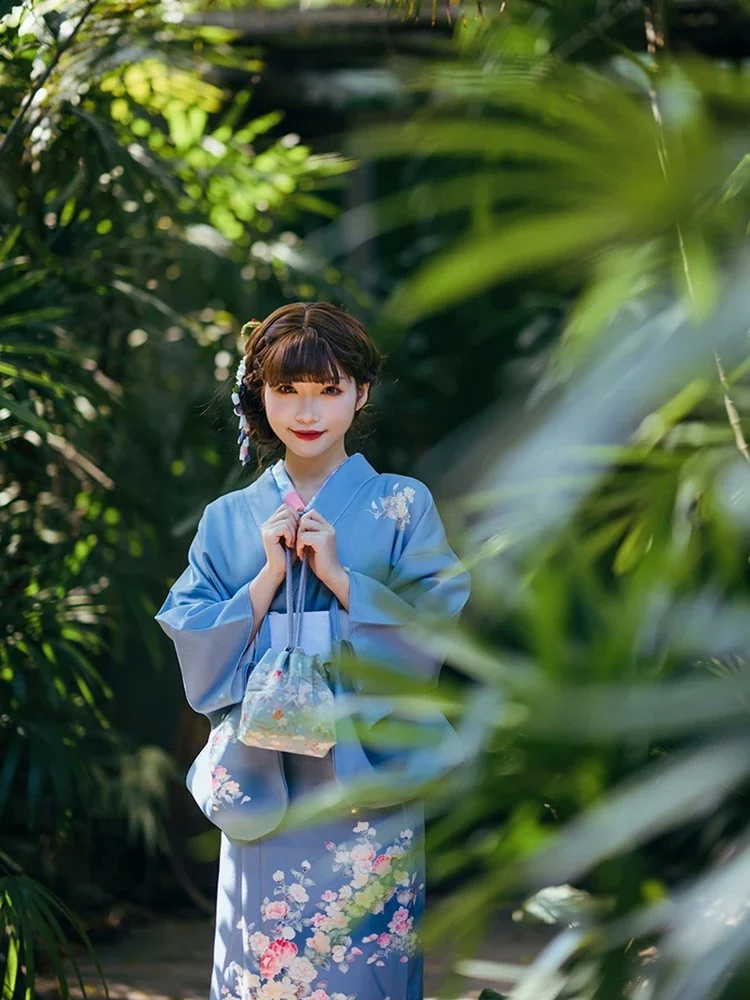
[185,563,346,840]
[185,456,350,838]
[237,543,340,757]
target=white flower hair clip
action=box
[232,356,251,466]
[233,317,262,466]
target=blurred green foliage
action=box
[0,0,354,988]
[336,11,750,998]
[273,6,750,1000]
[5,0,750,997]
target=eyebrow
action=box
[272,379,343,386]
[277,373,346,382]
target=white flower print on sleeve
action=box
[209,724,251,811]
[210,764,250,811]
[365,483,416,532]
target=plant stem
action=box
[642,0,750,463]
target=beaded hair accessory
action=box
[233,317,262,466]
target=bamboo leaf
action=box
[383,209,631,324]
[0,306,71,332]
[612,515,651,574]
[0,390,52,434]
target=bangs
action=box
[261,332,347,386]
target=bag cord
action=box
[284,543,308,650]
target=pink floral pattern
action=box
[209,718,251,813]
[221,820,422,1000]
[366,484,416,532]
[211,764,248,812]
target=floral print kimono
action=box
[155,452,472,1000]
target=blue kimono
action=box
[155,451,471,1000]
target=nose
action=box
[296,404,320,426]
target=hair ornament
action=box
[232,317,263,467]
[240,316,262,339]
[232,356,250,467]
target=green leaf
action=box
[0,306,71,332]
[612,516,651,574]
[0,269,49,307]
[383,209,624,324]
[675,226,720,320]
[0,390,53,435]
[1,928,20,1000]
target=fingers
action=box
[296,532,308,560]
[284,512,300,548]
[295,521,312,559]
[294,513,313,553]
[299,507,321,522]
[268,503,300,549]
[267,505,329,558]
[295,527,332,560]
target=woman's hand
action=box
[295,508,345,591]
[260,502,301,579]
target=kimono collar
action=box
[271,455,348,512]
[242,451,380,531]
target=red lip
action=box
[292,430,325,439]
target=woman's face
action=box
[263,370,368,458]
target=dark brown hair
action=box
[237,302,383,470]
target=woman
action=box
[155,302,472,1000]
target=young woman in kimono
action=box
[155,302,472,1000]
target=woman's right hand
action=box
[261,502,301,578]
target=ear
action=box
[355,382,370,412]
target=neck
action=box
[282,443,350,496]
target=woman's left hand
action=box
[295,508,343,587]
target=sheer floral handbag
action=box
[237,544,339,757]
[185,548,346,840]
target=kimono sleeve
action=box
[344,487,471,687]
[154,505,255,716]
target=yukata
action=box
[155,451,472,1000]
